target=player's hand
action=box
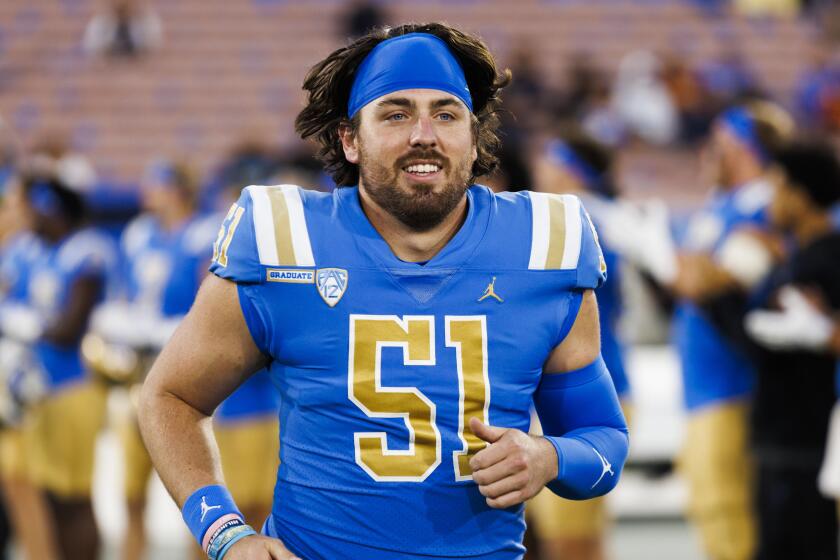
[468,417,558,509]
[224,534,303,560]
[745,286,835,351]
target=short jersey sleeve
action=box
[577,203,608,289]
[59,229,116,282]
[209,189,262,284]
[209,185,316,284]
[527,192,607,289]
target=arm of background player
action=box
[138,274,268,506]
[41,275,103,346]
[700,287,771,363]
[672,229,782,303]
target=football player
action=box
[0,175,59,560]
[599,101,793,560]
[5,173,115,560]
[139,23,629,560]
[88,160,278,559]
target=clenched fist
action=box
[468,417,559,509]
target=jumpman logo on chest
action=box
[478,277,503,303]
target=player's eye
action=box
[387,113,408,121]
[437,113,454,121]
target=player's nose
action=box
[409,116,437,148]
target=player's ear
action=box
[339,122,360,164]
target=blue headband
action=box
[347,33,473,118]
[28,181,61,217]
[719,107,767,163]
[546,140,607,195]
[144,160,178,188]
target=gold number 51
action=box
[348,314,490,482]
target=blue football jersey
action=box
[26,228,115,390]
[209,184,606,559]
[0,232,43,303]
[121,214,218,317]
[119,212,278,420]
[673,179,771,410]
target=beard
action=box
[357,143,473,232]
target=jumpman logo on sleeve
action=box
[590,448,614,489]
[200,496,222,522]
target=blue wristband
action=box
[182,485,243,549]
[216,524,258,560]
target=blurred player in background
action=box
[602,101,793,560]
[86,159,217,560]
[529,130,632,560]
[0,175,59,559]
[700,142,840,560]
[3,172,116,560]
[139,22,629,560]
[743,213,840,516]
[86,159,278,559]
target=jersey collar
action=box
[336,185,490,270]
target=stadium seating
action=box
[0,0,816,200]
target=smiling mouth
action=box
[404,163,441,175]
[402,163,442,179]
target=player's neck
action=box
[725,164,763,191]
[357,185,468,263]
[158,205,192,231]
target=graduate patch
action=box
[266,269,315,283]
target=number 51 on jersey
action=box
[349,315,490,483]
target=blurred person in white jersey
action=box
[601,101,793,560]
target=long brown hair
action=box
[295,22,511,186]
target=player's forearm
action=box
[137,385,225,507]
[137,276,267,507]
[534,356,629,500]
[672,255,740,302]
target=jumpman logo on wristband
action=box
[591,448,614,489]
[200,496,222,522]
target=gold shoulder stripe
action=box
[544,195,567,269]
[267,187,298,266]
[528,192,582,270]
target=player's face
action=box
[142,180,176,216]
[703,124,739,189]
[534,157,585,195]
[346,89,478,231]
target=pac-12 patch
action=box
[266,269,315,283]
[316,268,348,307]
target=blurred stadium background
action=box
[0,0,838,558]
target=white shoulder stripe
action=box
[280,184,315,267]
[248,185,280,266]
[528,192,550,270]
[560,194,582,270]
